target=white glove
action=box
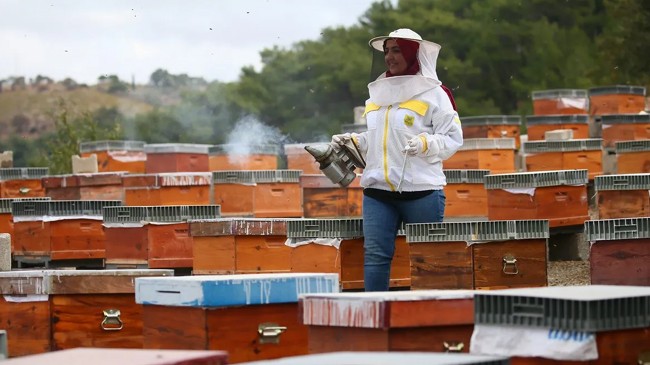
[404,133,440,156]
[331,133,351,146]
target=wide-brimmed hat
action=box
[368,28,441,52]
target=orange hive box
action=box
[599,113,650,149]
[144,143,210,173]
[123,172,212,206]
[471,285,650,364]
[595,173,650,219]
[0,167,48,198]
[407,220,548,290]
[11,199,122,268]
[208,143,280,171]
[0,269,173,357]
[589,85,647,116]
[137,273,339,363]
[461,115,522,149]
[615,140,650,173]
[523,139,603,180]
[286,218,410,291]
[79,140,147,173]
[585,217,650,286]
[531,89,589,116]
[42,172,126,201]
[443,169,490,220]
[525,114,590,141]
[300,290,476,354]
[443,138,516,174]
[0,348,228,365]
[284,143,322,174]
[300,174,362,218]
[212,170,303,218]
[104,205,221,270]
[190,218,292,275]
[0,197,50,245]
[485,170,589,228]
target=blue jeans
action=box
[362,190,445,292]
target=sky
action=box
[0,0,383,85]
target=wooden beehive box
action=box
[284,143,322,174]
[460,115,522,149]
[525,114,590,141]
[471,285,650,364]
[1,348,228,365]
[286,218,410,291]
[123,172,212,206]
[104,205,221,270]
[485,170,589,228]
[595,173,650,219]
[523,139,603,180]
[11,199,122,267]
[407,220,548,290]
[43,172,125,201]
[0,269,173,357]
[600,114,650,149]
[301,174,362,218]
[137,273,339,364]
[615,140,650,173]
[144,143,210,173]
[300,290,475,354]
[0,197,50,244]
[212,170,303,218]
[443,138,516,174]
[208,143,280,171]
[79,140,147,173]
[0,168,48,198]
[443,169,489,219]
[190,218,292,275]
[585,217,650,286]
[589,85,647,115]
[531,89,589,116]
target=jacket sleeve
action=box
[425,110,463,161]
[351,132,368,159]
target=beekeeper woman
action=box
[331,28,463,292]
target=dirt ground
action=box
[547,260,590,286]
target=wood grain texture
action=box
[597,190,650,219]
[616,151,650,174]
[0,297,51,356]
[589,94,646,115]
[590,238,650,285]
[253,183,303,218]
[105,226,149,262]
[192,236,236,274]
[51,293,144,350]
[145,153,209,174]
[12,220,51,255]
[147,223,193,269]
[235,236,292,273]
[143,305,208,350]
[409,241,473,290]
[472,239,547,289]
[49,219,106,260]
[0,179,45,198]
[443,183,488,217]
[212,184,255,216]
[83,150,146,173]
[533,99,588,116]
[443,150,516,174]
[302,188,348,218]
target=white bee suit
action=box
[351,32,463,193]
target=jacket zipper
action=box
[383,105,396,191]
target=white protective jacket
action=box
[351,38,463,193]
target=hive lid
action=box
[600,114,650,124]
[12,200,122,218]
[0,197,50,214]
[79,140,145,153]
[406,220,549,243]
[523,139,602,153]
[484,170,588,189]
[135,273,339,307]
[461,115,521,126]
[585,217,650,241]
[588,85,646,96]
[531,89,588,100]
[189,217,291,236]
[525,115,588,125]
[459,138,516,151]
[615,140,650,153]
[208,143,280,155]
[144,143,211,154]
[103,205,221,224]
[474,285,650,332]
[444,169,490,184]
[0,167,49,181]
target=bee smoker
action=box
[304,140,366,187]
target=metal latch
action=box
[443,341,465,353]
[257,322,287,344]
[19,187,31,195]
[502,254,519,275]
[101,309,123,331]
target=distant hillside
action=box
[0,85,156,140]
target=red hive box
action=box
[615,140,650,173]
[79,140,147,173]
[407,220,548,290]
[123,173,212,206]
[443,169,489,220]
[0,197,50,245]
[525,114,590,141]
[104,205,221,270]
[208,143,279,171]
[0,167,48,198]
[523,139,603,180]
[486,170,589,228]
[144,143,210,173]
[595,173,650,219]
[531,89,589,116]
[461,115,522,149]
[300,290,476,354]
[300,174,363,218]
[589,85,647,116]
[43,172,125,201]
[11,200,122,267]
[0,269,173,357]
[599,114,650,149]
